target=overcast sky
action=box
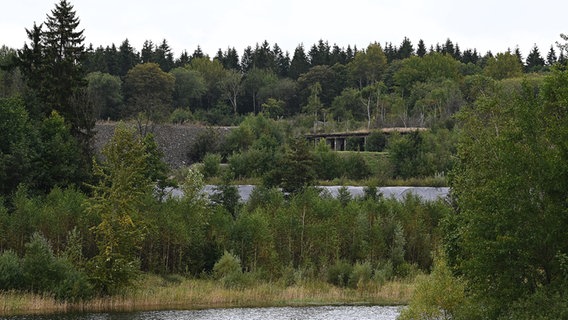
[3,0,567,60]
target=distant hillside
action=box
[93,122,232,168]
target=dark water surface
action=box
[6,306,401,320]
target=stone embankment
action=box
[93,122,232,168]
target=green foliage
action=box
[483,51,523,80]
[188,127,221,163]
[170,67,206,109]
[0,250,23,290]
[212,251,260,289]
[267,137,315,195]
[448,68,568,317]
[349,261,373,289]
[342,152,372,180]
[210,173,241,219]
[34,111,85,193]
[394,53,461,96]
[313,140,344,180]
[86,124,153,294]
[327,260,353,287]
[365,131,387,151]
[86,71,123,120]
[169,107,193,124]
[22,233,93,301]
[123,63,175,134]
[398,256,470,320]
[202,153,221,178]
[0,97,37,195]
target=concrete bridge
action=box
[305,127,427,151]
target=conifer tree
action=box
[546,45,557,66]
[416,39,427,57]
[289,44,310,79]
[42,0,87,122]
[117,39,139,77]
[525,44,545,72]
[140,40,154,63]
[398,37,414,59]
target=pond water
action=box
[166,185,449,202]
[7,306,401,320]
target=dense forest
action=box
[1,0,568,318]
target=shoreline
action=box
[1,275,414,316]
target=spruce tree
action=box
[42,0,87,125]
[525,44,545,72]
[140,40,154,63]
[398,37,414,59]
[416,39,427,57]
[118,39,139,77]
[289,44,310,79]
[546,45,557,66]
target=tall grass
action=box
[0,275,415,316]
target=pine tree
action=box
[42,0,87,122]
[175,50,190,67]
[525,44,545,72]
[514,47,524,67]
[224,47,240,71]
[273,43,290,77]
[104,44,119,75]
[546,45,557,66]
[118,39,139,77]
[241,46,254,72]
[140,40,154,63]
[398,37,414,59]
[155,39,174,72]
[289,44,310,79]
[17,22,46,118]
[330,44,347,65]
[309,40,330,66]
[416,39,427,57]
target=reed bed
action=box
[0,275,415,316]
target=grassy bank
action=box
[1,275,415,316]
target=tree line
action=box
[1,1,568,318]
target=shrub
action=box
[169,108,193,124]
[366,131,387,152]
[52,259,94,301]
[202,153,221,178]
[343,153,372,180]
[349,261,373,289]
[398,256,470,320]
[327,260,353,287]
[373,260,394,285]
[313,140,344,180]
[213,251,242,280]
[188,128,221,163]
[22,233,61,292]
[0,250,24,290]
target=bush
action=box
[366,131,387,152]
[313,141,344,180]
[398,256,470,320]
[188,128,221,163]
[213,251,242,280]
[0,250,24,290]
[52,259,94,301]
[169,108,193,124]
[22,233,61,292]
[19,233,93,301]
[343,153,372,180]
[327,260,353,287]
[202,153,221,178]
[349,261,373,289]
[373,260,394,285]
